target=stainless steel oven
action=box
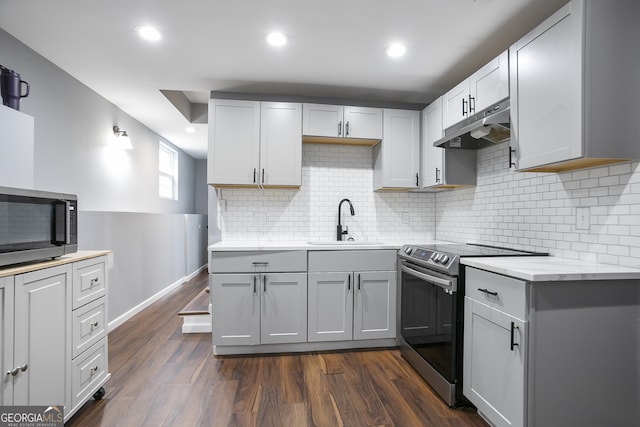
[397,243,546,407]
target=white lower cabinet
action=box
[211,273,307,346]
[307,250,397,342]
[464,297,526,427]
[308,270,396,341]
[0,252,110,421]
[464,265,640,427]
[13,265,71,408]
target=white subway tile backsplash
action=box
[436,144,640,266]
[215,139,639,268]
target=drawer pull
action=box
[7,367,19,376]
[91,277,100,285]
[510,322,519,351]
[252,262,269,266]
[478,288,498,296]
[91,321,99,328]
[91,365,99,373]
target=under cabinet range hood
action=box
[434,99,510,149]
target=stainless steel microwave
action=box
[0,186,78,267]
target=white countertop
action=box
[208,240,405,251]
[462,256,640,282]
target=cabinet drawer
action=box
[308,250,396,272]
[71,338,108,409]
[72,297,107,359]
[465,267,527,320]
[210,251,306,273]
[73,258,106,309]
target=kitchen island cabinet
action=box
[462,258,640,427]
[510,0,640,172]
[0,251,111,422]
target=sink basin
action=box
[307,241,383,246]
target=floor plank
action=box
[67,271,488,427]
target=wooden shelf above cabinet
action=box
[302,135,380,146]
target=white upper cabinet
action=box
[442,50,509,129]
[510,0,640,172]
[208,99,260,186]
[303,103,382,142]
[260,102,302,187]
[421,98,476,190]
[422,99,444,187]
[373,109,420,190]
[208,99,302,187]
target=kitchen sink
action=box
[307,241,383,245]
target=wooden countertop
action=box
[0,250,112,278]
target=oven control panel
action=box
[400,245,458,274]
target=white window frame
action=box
[159,141,178,200]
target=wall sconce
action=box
[113,126,133,149]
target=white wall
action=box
[216,143,436,243]
[0,29,209,325]
[436,144,640,268]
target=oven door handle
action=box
[400,264,454,291]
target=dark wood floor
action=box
[67,271,488,427]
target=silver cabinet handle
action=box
[91,277,99,285]
[20,364,28,372]
[253,276,257,294]
[357,274,361,291]
[469,95,475,113]
[348,274,351,291]
[91,365,99,373]
[435,168,440,183]
[263,275,266,293]
[510,322,520,351]
[91,321,99,328]
[345,121,350,136]
[252,262,269,265]
[338,121,342,136]
[462,98,468,116]
[7,368,19,376]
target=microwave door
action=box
[53,200,70,245]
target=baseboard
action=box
[181,314,212,333]
[108,264,207,331]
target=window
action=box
[159,142,178,200]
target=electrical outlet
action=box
[402,212,410,224]
[576,207,590,230]
[255,212,267,225]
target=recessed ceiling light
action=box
[185,126,196,133]
[136,25,162,42]
[266,32,289,47]
[385,43,407,58]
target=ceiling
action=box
[0,0,566,159]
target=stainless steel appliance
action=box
[397,243,546,407]
[0,186,77,267]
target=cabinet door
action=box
[211,274,260,346]
[422,99,445,187]
[510,3,582,170]
[442,79,470,129]
[377,109,420,189]
[469,50,509,113]
[261,273,307,344]
[302,104,344,137]
[260,102,302,187]
[353,271,396,340]
[343,106,383,140]
[13,265,70,407]
[308,272,353,342]
[0,277,14,405]
[208,99,260,185]
[464,297,526,427]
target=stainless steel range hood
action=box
[434,98,510,149]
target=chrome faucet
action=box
[337,198,355,241]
